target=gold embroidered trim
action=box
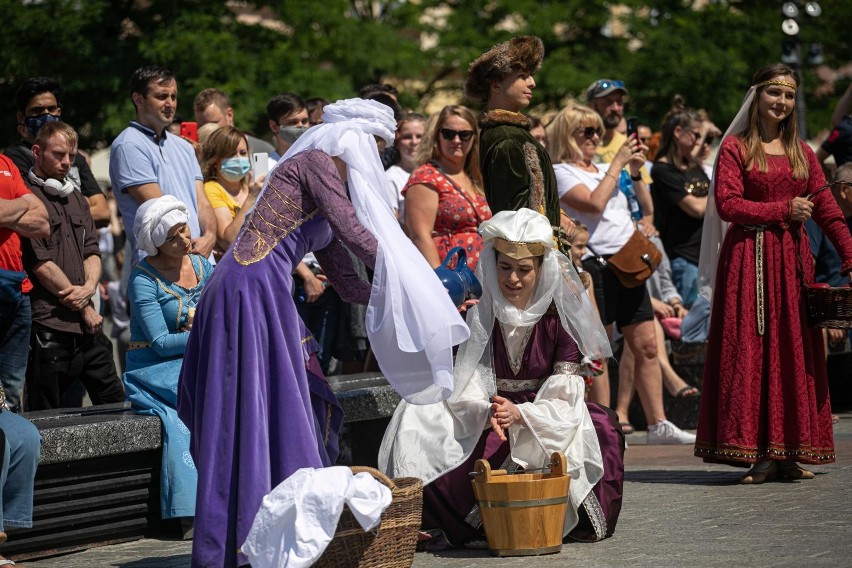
[301,335,315,345]
[742,225,766,336]
[493,237,545,259]
[233,178,318,266]
[135,257,204,330]
[755,79,796,90]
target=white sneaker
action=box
[647,420,696,445]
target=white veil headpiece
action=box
[697,86,756,303]
[452,209,611,400]
[271,98,470,405]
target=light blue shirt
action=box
[109,121,203,265]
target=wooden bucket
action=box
[471,452,570,557]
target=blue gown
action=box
[124,254,213,519]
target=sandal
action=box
[673,385,700,398]
[619,421,635,435]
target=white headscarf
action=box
[697,86,757,302]
[271,98,470,405]
[134,195,190,257]
[454,208,611,400]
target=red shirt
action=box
[0,155,33,293]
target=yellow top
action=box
[204,180,239,219]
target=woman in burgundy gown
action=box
[379,208,622,546]
[695,64,852,483]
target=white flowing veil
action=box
[453,221,612,404]
[697,86,756,303]
[262,98,470,404]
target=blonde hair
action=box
[740,63,808,179]
[34,121,78,149]
[416,105,484,195]
[201,126,249,189]
[546,102,603,164]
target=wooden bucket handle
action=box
[549,452,567,477]
[350,466,398,491]
[473,458,493,482]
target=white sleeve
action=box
[553,165,584,198]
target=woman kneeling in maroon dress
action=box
[379,208,624,547]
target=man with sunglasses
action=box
[4,77,110,228]
[464,36,572,249]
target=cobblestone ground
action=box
[20,414,852,568]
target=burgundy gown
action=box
[178,150,378,567]
[422,313,625,545]
[695,137,852,466]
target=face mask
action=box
[24,113,61,139]
[279,125,308,145]
[220,157,250,182]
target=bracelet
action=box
[630,173,642,181]
[780,199,793,230]
[605,170,619,182]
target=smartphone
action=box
[626,117,638,140]
[252,152,269,179]
[180,121,198,142]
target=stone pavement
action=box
[19,414,852,568]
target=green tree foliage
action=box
[0,0,848,149]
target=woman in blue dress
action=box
[124,195,213,523]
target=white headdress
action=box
[697,86,757,302]
[134,195,190,257]
[453,208,611,400]
[271,98,470,405]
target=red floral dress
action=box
[403,162,492,270]
[695,137,852,466]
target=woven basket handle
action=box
[350,466,398,491]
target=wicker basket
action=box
[805,285,852,329]
[314,466,423,568]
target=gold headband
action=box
[755,79,796,90]
[493,237,546,259]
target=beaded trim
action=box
[554,361,583,375]
[685,179,709,197]
[695,442,835,464]
[742,224,767,336]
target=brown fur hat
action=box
[464,36,544,103]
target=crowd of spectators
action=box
[0,50,850,561]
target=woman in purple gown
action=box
[179,98,469,568]
[379,208,623,547]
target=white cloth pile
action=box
[241,466,392,568]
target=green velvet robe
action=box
[478,109,560,228]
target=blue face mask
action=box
[24,113,61,139]
[220,157,251,182]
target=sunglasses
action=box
[440,128,475,142]
[576,126,604,139]
[589,80,625,98]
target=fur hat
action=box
[464,36,544,103]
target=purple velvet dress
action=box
[177,150,378,567]
[422,314,625,545]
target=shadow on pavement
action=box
[118,556,192,567]
[625,469,741,486]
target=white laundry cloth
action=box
[241,466,393,568]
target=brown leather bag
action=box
[605,230,662,288]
